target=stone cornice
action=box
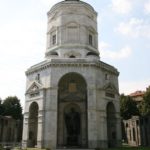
[26,59,119,76]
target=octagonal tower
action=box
[45,0,99,59]
[22,0,121,149]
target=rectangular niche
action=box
[67,26,79,43]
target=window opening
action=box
[52,34,56,45]
[89,34,93,45]
[70,55,76,58]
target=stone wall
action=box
[0,115,22,144]
[123,116,150,147]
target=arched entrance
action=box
[57,73,87,148]
[28,102,39,147]
[107,102,117,148]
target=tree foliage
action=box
[141,87,150,116]
[2,96,22,120]
[120,94,139,120]
[0,99,5,115]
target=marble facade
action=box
[22,0,121,149]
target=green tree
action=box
[142,87,150,116]
[120,94,139,120]
[0,98,4,115]
[2,96,22,120]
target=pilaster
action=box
[87,86,98,148]
[22,113,29,148]
[116,113,122,147]
[37,110,44,148]
[43,87,58,149]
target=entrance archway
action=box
[57,73,87,148]
[28,102,39,147]
[107,102,117,148]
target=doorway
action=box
[57,73,88,148]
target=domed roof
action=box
[48,0,95,14]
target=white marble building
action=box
[22,0,121,149]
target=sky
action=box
[0,0,150,108]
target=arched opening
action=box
[0,119,3,141]
[107,102,117,148]
[69,55,76,58]
[28,102,39,147]
[7,128,11,142]
[50,52,58,56]
[121,121,127,143]
[86,52,99,57]
[132,128,136,141]
[57,73,87,148]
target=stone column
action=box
[22,113,29,148]
[138,125,141,145]
[37,110,44,148]
[87,87,98,148]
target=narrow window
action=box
[105,74,109,80]
[29,131,33,140]
[52,34,56,45]
[145,118,148,124]
[136,120,139,126]
[89,34,93,45]
[129,129,131,140]
[133,128,136,141]
[35,74,40,83]
[112,131,116,139]
[37,74,40,81]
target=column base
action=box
[22,140,28,148]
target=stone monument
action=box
[22,0,121,149]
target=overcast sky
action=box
[0,0,150,108]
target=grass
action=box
[23,147,150,150]
[102,147,150,150]
[0,147,149,150]
[21,149,47,150]
[14,148,47,150]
